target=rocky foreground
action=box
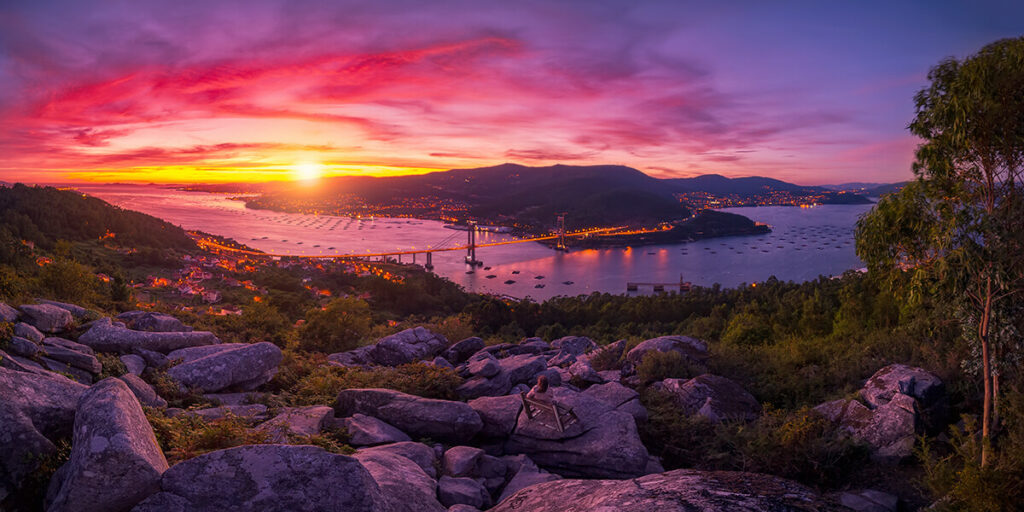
[0,299,934,511]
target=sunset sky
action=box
[1,1,1022,185]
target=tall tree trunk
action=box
[980,276,993,467]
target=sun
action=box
[292,162,325,181]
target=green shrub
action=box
[635,350,702,383]
[267,349,327,392]
[145,408,272,465]
[298,297,373,353]
[640,389,869,488]
[2,438,70,511]
[288,362,463,405]
[144,369,214,409]
[96,353,127,379]
[919,393,1024,512]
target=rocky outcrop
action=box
[7,336,41,357]
[491,469,845,511]
[133,445,390,512]
[46,378,168,512]
[172,404,269,421]
[166,342,282,393]
[14,322,44,342]
[120,373,168,408]
[355,450,445,512]
[814,395,918,463]
[438,476,491,509]
[41,338,101,374]
[19,304,73,333]
[497,456,561,503]
[345,414,413,446]
[336,388,483,444]
[623,335,708,374]
[358,441,439,479]
[117,311,191,332]
[0,302,19,322]
[861,364,946,430]
[329,327,448,367]
[0,367,87,500]
[444,337,485,364]
[493,469,844,511]
[654,374,761,422]
[256,405,333,442]
[582,381,647,422]
[469,394,523,438]
[505,387,649,479]
[120,354,146,376]
[79,318,220,353]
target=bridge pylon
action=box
[465,221,482,266]
[555,213,568,252]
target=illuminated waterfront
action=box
[82,185,873,300]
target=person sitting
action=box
[527,375,553,404]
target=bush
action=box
[4,438,71,511]
[288,362,463,405]
[298,298,373,353]
[635,350,702,383]
[920,393,1024,511]
[267,349,327,392]
[96,353,127,379]
[640,389,869,488]
[145,408,272,465]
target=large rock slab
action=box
[79,318,220,353]
[814,395,919,463]
[444,337,485,364]
[355,450,445,512]
[358,441,438,478]
[13,322,44,343]
[336,388,483,444]
[438,476,490,509]
[550,336,597,356]
[0,301,19,322]
[120,373,168,408]
[0,367,87,500]
[117,311,191,332]
[499,354,547,385]
[132,445,390,512]
[41,342,101,374]
[35,299,94,319]
[623,335,708,373]
[166,342,282,393]
[166,343,249,363]
[497,456,561,503]
[655,374,761,422]
[491,469,844,511]
[7,336,41,357]
[345,413,412,446]
[860,364,946,430]
[505,387,649,478]
[18,304,73,333]
[372,327,448,366]
[469,394,523,438]
[46,378,168,512]
[256,405,333,442]
[582,381,647,422]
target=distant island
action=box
[185,163,887,248]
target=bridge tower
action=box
[465,221,482,266]
[424,252,434,270]
[555,213,568,252]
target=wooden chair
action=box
[520,392,579,433]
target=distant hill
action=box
[664,174,823,195]
[861,182,909,196]
[0,183,195,251]
[247,163,690,231]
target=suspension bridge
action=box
[190,217,667,268]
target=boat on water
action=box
[563,280,574,285]
[504,280,516,284]
[466,270,475,275]
[511,270,520,275]
[486,275,497,279]
[534,275,544,279]
[535,284,545,289]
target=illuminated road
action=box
[189,225,668,259]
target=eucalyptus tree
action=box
[856,37,1024,466]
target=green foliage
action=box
[920,392,1024,511]
[720,310,772,346]
[0,184,195,251]
[635,350,702,383]
[288,362,463,405]
[144,369,215,409]
[36,258,100,304]
[96,353,127,379]
[299,297,373,353]
[266,349,327,392]
[4,438,71,511]
[145,409,272,465]
[0,322,12,343]
[641,390,869,488]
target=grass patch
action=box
[288,362,464,405]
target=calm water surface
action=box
[82,185,873,300]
